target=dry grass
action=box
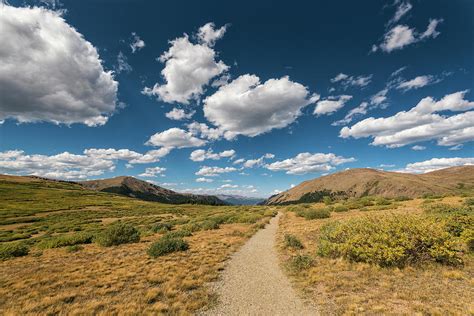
[0,222,269,314]
[277,197,474,315]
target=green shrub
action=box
[375,197,391,206]
[461,229,474,252]
[38,232,93,249]
[163,229,192,239]
[323,196,333,205]
[317,214,463,267]
[95,223,140,247]
[424,203,471,215]
[151,222,173,233]
[66,245,83,253]
[289,254,314,271]
[199,219,220,230]
[295,208,331,220]
[0,242,29,259]
[444,215,474,237]
[148,237,189,257]
[359,197,374,207]
[284,234,304,249]
[333,204,349,212]
[464,198,474,206]
[394,196,411,201]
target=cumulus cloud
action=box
[189,149,235,162]
[165,108,195,121]
[130,32,145,53]
[265,152,356,175]
[195,166,237,177]
[142,23,228,104]
[314,95,352,116]
[0,5,118,126]
[330,73,372,89]
[340,91,474,148]
[374,19,443,53]
[204,75,319,137]
[139,166,166,177]
[146,128,207,148]
[396,75,439,91]
[332,102,369,126]
[186,122,230,140]
[84,147,171,164]
[241,153,275,168]
[196,177,213,183]
[400,157,474,173]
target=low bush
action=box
[461,229,474,252]
[199,219,220,230]
[38,232,93,249]
[295,208,331,220]
[151,222,172,233]
[66,245,83,253]
[464,198,474,206]
[289,254,314,271]
[163,229,192,239]
[333,204,349,212]
[284,234,304,249]
[394,196,411,201]
[375,197,391,206]
[95,223,140,247]
[317,214,463,267]
[148,237,189,257]
[0,242,29,259]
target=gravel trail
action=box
[203,213,318,315]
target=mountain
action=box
[80,176,226,205]
[265,166,474,205]
[216,195,266,205]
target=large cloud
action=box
[265,152,355,175]
[203,75,319,137]
[142,23,228,104]
[400,157,474,173]
[340,91,474,147]
[0,5,118,126]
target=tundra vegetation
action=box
[0,176,277,314]
[278,196,474,314]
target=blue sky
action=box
[0,0,473,197]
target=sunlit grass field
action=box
[0,176,277,314]
[278,196,474,314]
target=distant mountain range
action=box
[80,176,226,205]
[216,195,266,205]
[265,166,474,205]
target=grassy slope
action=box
[0,176,276,314]
[277,197,474,314]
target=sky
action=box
[0,0,473,198]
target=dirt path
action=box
[203,213,318,315]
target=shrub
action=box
[148,237,189,257]
[333,205,349,212]
[375,197,391,206]
[95,223,140,247]
[296,208,331,220]
[284,234,304,249]
[464,198,474,206]
[66,245,83,253]
[289,254,314,271]
[199,219,220,230]
[323,196,333,205]
[394,196,411,202]
[38,232,93,249]
[444,215,474,237]
[317,214,463,267]
[163,229,192,239]
[461,229,474,252]
[0,242,29,259]
[151,222,173,233]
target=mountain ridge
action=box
[265,166,474,205]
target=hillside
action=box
[265,166,474,205]
[80,176,226,205]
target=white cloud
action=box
[139,166,166,177]
[0,5,118,126]
[115,51,132,74]
[396,75,439,91]
[330,73,372,89]
[189,149,235,161]
[203,74,319,137]
[375,18,443,53]
[142,23,228,104]
[388,1,412,25]
[233,158,245,165]
[84,147,171,164]
[411,145,426,151]
[332,102,369,126]
[314,95,352,116]
[146,128,207,148]
[196,177,213,183]
[340,91,474,148]
[187,122,230,140]
[197,22,227,47]
[130,32,145,53]
[400,157,474,173]
[242,153,275,168]
[220,184,238,189]
[195,166,237,177]
[165,108,195,120]
[265,152,356,175]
